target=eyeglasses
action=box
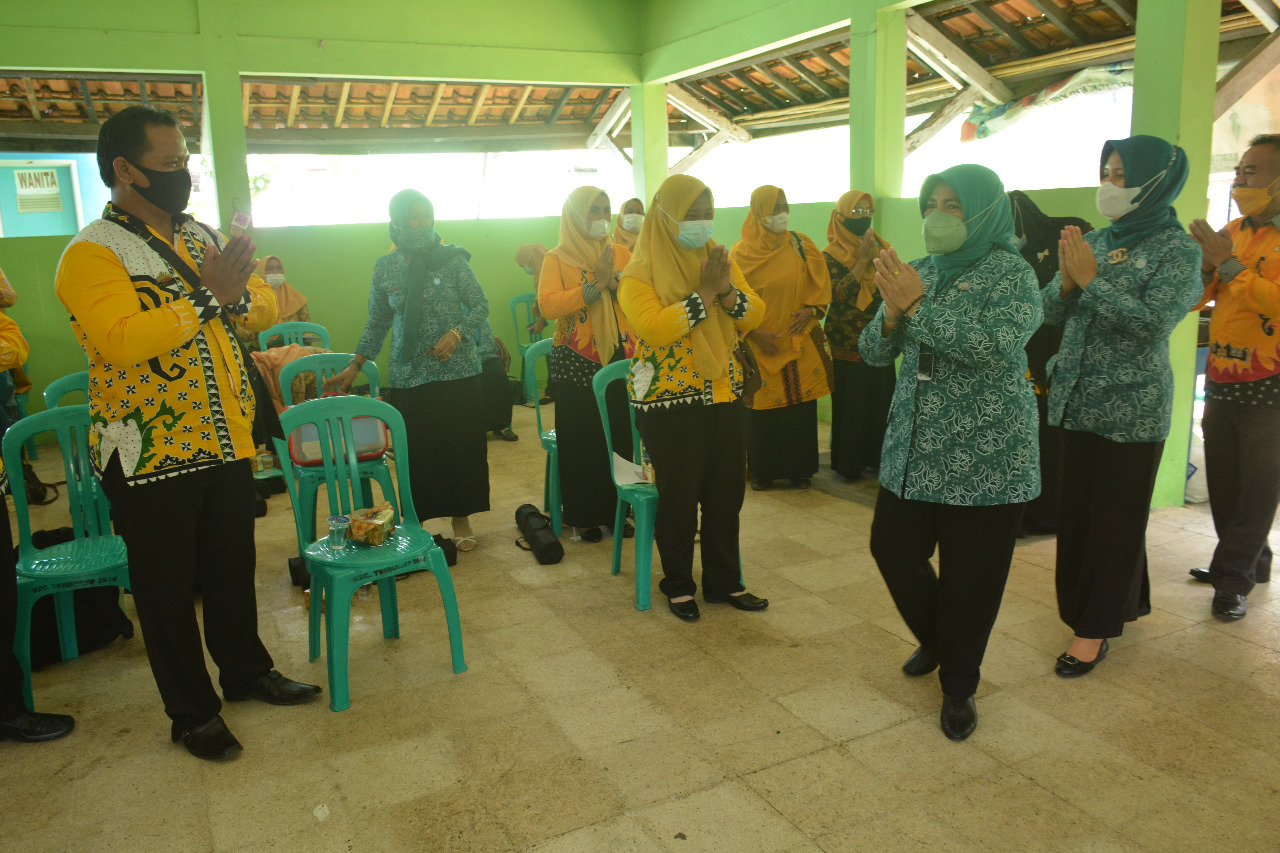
[850,208,873,216]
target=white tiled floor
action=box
[6,403,1280,851]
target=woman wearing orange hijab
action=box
[538,187,635,541]
[245,255,313,350]
[732,185,833,490]
[611,197,645,251]
[618,174,769,621]
[823,190,896,481]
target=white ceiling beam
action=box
[670,129,733,175]
[905,86,981,156]
[1216,26,1280,119]
[586,88,631,149]
[1240,0,1280,32]
[664,82,751,143]
[904,11,1013,105]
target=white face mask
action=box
[761,212,790,233]
[265,273,286,287]
[621,213,644,233]
[588,219,610,239]
[521,265,535,276]
[1095,165,1169,221]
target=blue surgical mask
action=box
[522,265,535,275]
[676,220,714,249]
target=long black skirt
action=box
[747,399,818,484]
[829,358,895,479]
[387,374,490,521]
[480,357,514,433]
[549,353,632,530]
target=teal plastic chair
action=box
[274,396,466,711]
[42,370,89,408]
[278,354,394,548]
[511,293,544,403]
[2,405,130,709]
[259,321,330,351]
[522,338,561,535]
[591,360,657,611]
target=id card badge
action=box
[916,352,935,381]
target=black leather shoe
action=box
[940,695,977,741]
[1212,591,1247,620]
[669,599,700,622]
[1055,639,1109,677]
[704,591,769,611]
[622,519,635,539]
[0,709,75,743]
[902,646,939,676]
[225,670,322,705]
[495,428,519,441]
[172,715,242,760]
[1192,567,1271,584]
[580,526,604,543]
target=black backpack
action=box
[514,504,563,565]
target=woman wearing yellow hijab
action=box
[823,190,896,481]
[732,185,833,491]
[538,186,635,541]
[243,255,313,351]
[611,197,645,251]
[618,174,769,622]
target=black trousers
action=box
[1056,430,1162,639]
[746,400,818,484]
[1203,398,1280,596]
[549,349,632,530]
[869,487,1023,698]
[101,456,273,728]
[0,508,25,716]
[480,357,514,433]
[636,401,748,600]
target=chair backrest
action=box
[278,354,380,407]
[522,338,553,438]
[509,293,543,350]
[259,321,331,351]
[1,405,112,556]
[274,396,420,530]
[590,360,643,487]
[42,371,90,409]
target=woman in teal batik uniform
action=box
[860,164,1041,742]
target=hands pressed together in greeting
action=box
[872,247,925,321]
[1188,219,1234,272]
[1058,225,1097,295]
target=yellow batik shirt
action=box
[55,205,277,485]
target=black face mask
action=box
[843,215,871,236]
[128,162,192,215]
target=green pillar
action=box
[848,4,906,200]
[630,83,669,204]
[196,2,250,233]
[1131,0,1218,507]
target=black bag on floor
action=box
[514,504,563,565]
[25,527,134,670]
[432,533,458,567]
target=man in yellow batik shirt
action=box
[55,106,319,761]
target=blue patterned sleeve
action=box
[857,302,903,366]
[1080,231,1203,342]
[454,260,490,339]
[1039,273,1079,327]
[907,253,1042,367]
[355,258,394,360]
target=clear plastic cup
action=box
[326,515,351,550]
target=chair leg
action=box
[610,498,626,576]
[53,591,80,662]
[428,555,468,674]
[376,577,400,639]
[308,567,323,662]
[633,503,657,611]
[324,578,352,712]
[14,582,35,711]
[301,477,320,545]
[548,448,563,536]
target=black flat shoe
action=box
[0,709,75,743]
[790,478,811,490]
[1192,567,1270,584]
[902,646,939,676]
[622,519,635,539]
[704,591,769,611]
[580,526,604,543]
[669,599,700,621]
[172,715,241,761]
[1055,639,1109,677]
[224,670,322,705]
[750,480,770,491]
[495,428,519,441]
[1212,591,1247,620]
[940,695,977,741]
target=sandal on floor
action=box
[623,519,635,539]
[453,536,477,552]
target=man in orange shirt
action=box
[55,107,319,759]
[1189,134,1280,621]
